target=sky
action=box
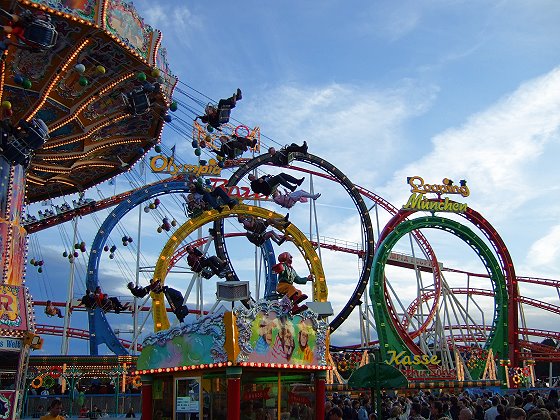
[25,0,560,355]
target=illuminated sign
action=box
[403,176,468,213]
[0,285,22,328]
[150,155,222,176]
[209,178,267,200]
[407,176,469,197]
[0,338,22,352]
[386,350,441,367]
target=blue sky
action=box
[26,0,560,354]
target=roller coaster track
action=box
[35,323,141,351]
[34,300,207,315]
[405,288,560,322]
[24,168,559,361]
[23,175,188,234]
[443,267,560,289]
[340,327,560,362]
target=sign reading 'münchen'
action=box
[402,176,468,213]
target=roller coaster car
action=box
[122,88,151,116]
[0,118,48,166]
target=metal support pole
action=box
[132,200,143,354]
[61,216,78,355]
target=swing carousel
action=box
[5,2,560,418]
[0,0,176,417]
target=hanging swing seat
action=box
[122,89,151,115]
[217,105,231,124]
[21,16,58,50]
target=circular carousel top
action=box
[0,0,177,203]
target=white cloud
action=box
[380,66,560,219]
[243,80,438,189]
[140,4,203,48]
[527,225,560,269]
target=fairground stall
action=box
[134,298,330,420]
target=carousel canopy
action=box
[0,0,177,203]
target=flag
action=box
[170,144,176,158]
[108,178,115,186]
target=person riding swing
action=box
[195,89,242,130]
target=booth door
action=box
[175,377,201,420]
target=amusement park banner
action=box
[0,164,26,286]
[0,285,27,331]
[137,313,228,371]
[402,176,469,213]
[0,391,15,420]
[150,155,222,177]
[235,299,328,366]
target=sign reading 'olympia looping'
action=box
[403,176,469,213]
[150,155,222,176]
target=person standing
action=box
[40,399,65,420]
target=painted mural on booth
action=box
[137,313,228,371]
[235,298,328,366]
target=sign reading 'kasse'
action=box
[386,350,441,367]
[403,176,469,213]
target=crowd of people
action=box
[32,399,137,419]
[321,389,560,420]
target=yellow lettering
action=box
[403,193,422,209]
[167,158,179,175]
[150,155,168,172]
[386,350,441,366]
[150,156,222,177]
[401,355,412,366]
[408,176,424,194]
[402,193,467,214]
[386,350,405,365]
[407,175,470,198]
